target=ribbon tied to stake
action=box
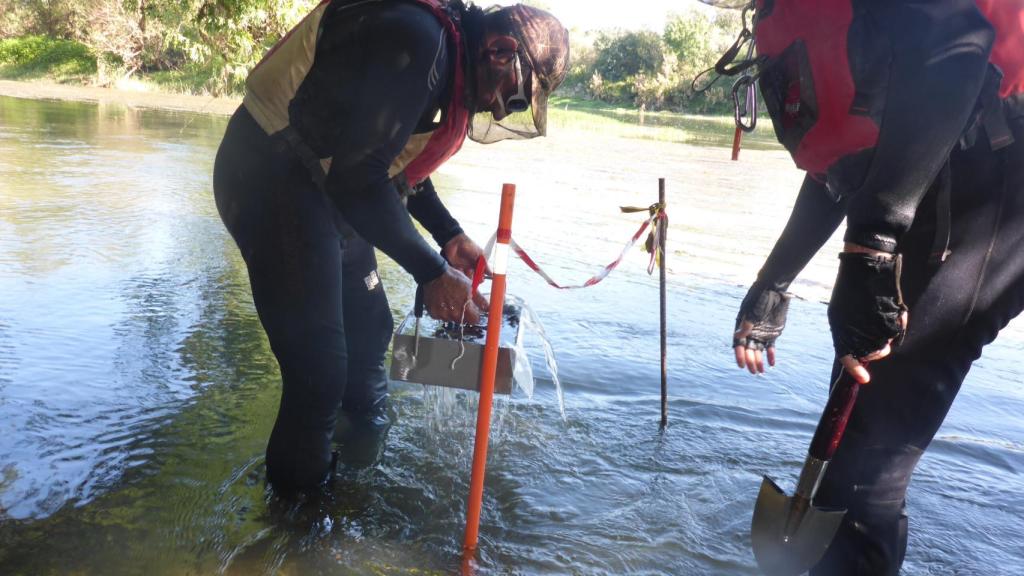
[620,202,668,275]
[484,203,668,289]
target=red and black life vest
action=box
[243,0,470,186]
[977,0,1024,99]
[754,0,1024,180]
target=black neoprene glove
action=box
[827,252,907,360]
[734,283,793,351]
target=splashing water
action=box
[415,293,564,444]
[507,295,566,420]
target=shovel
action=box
[751,370,863,575]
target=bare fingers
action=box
[840,354,871,384]
[733,344,746,369]
[733,321,755,371]
[734,344,766,374]
[472,290,489,312]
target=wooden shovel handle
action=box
[808,372,861,461]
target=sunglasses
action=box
[504,52,530,114]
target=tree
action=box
[1,0,316,93]
[663,11,713,69]
[150,0,314,93]
[593,30,664,83]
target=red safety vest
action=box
[754,0,1024,178]
[243,0,469,186]
[976,0,1024,99]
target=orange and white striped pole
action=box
[462,183,516,565]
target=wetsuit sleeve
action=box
[406,177,464,248]
[301,4,451,284]
[755,175,848,290]
[843,0,994,252]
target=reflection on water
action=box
[1,95,1023,575]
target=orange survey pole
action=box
[462,183,516,565]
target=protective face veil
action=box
[469,4,570,144]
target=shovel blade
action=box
[751,476,846,576]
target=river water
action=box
[1,95,1022,575]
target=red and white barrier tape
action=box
[484,205,667,290]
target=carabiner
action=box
[732,74,758,133]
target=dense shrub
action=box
[0,0,315,93]
[566,8,746,113]
[0,35,96,80]
[593,30,665,83]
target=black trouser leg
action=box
[812,117,1024,575]
[214,107,350,491]
[339,235,393,415]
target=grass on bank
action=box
[547,95,779,150]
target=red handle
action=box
[471,255,486,294]
[731,125,743,161]
[808,371,861,461]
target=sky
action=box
[489,0,719,32]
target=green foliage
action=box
[0,0,88,40]
[561,35,595,94]
[0,1,749,113]
[158,0,316,94]
[593,30,664,83]
[0,35,96,80]
[664,11,714,67]
[569,7,746,114]
[1,0,316,93]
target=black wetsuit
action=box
[747,2,1024,573]
[213,0,465,490]
[812,94,1024,576]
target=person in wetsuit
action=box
[727,0,1024,573]
[212,0,569,493]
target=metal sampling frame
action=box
[389,302,524,395]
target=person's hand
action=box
[442,233,489,278]
[441,234,489,311]
[828,245,909,384]
[422,266,483,324]
[733,283,792,374]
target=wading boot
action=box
[333,395,393,469]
